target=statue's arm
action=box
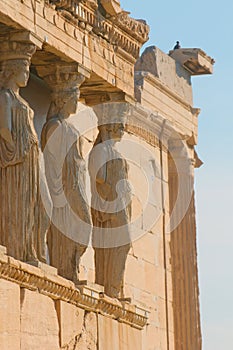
[89,144,112,198]
[45,120,60,140]
[95,147,112,197]
[0,91,14,146]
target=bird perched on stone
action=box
[173,41,181,50]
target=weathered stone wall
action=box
[121,134,174,349]
[135,46,193,104]
[0,277,97,350]
[0,249,149,350]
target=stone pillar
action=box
[168,139,202,350]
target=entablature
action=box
[49,0,149,46]
[0,0,149,99]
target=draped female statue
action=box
[89,102,132,298]
[0,40,48,262]
[41,67,92,282]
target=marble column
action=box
[168,139,202,350]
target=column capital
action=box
[0,30,42,51]
[168,138,195,176]
[0,33,36,62]
[93,101,131,127]
[36,63,86,93]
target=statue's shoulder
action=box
[45,116,63,132]
[41,117,61,149]
[90,141,109,157]
[45,117,61,129]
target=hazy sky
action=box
[121,1,233,349]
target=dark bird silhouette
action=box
[173,41,181,50]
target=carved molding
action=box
[50,0,98,11]
[114,13,149,44]
[36,62,86,91]
[47,0,148,59]
[126,103,178,149]
[0,248,148,329]
[126,124,160,149]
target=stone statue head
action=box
[0,40,35,89]
[37,64,85,120]
[93,102,129,144]
[0,59,30,89]
[47,89,80,119]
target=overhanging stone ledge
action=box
[0,246,149,330]
[169,48,215,75]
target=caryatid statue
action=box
[40,64,92,283]
[0,37,49,262]
[88,102,132,298]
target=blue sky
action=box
[121,1,233,349]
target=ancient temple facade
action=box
[0,1,214,349]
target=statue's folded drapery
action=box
[0,89,48,262]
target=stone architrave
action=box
[39,64,92,283]
[0,37,49,263]
[88,102,132,298]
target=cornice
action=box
[0,247,148,330]
[112,12,149,44]
[47,0,149,60]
